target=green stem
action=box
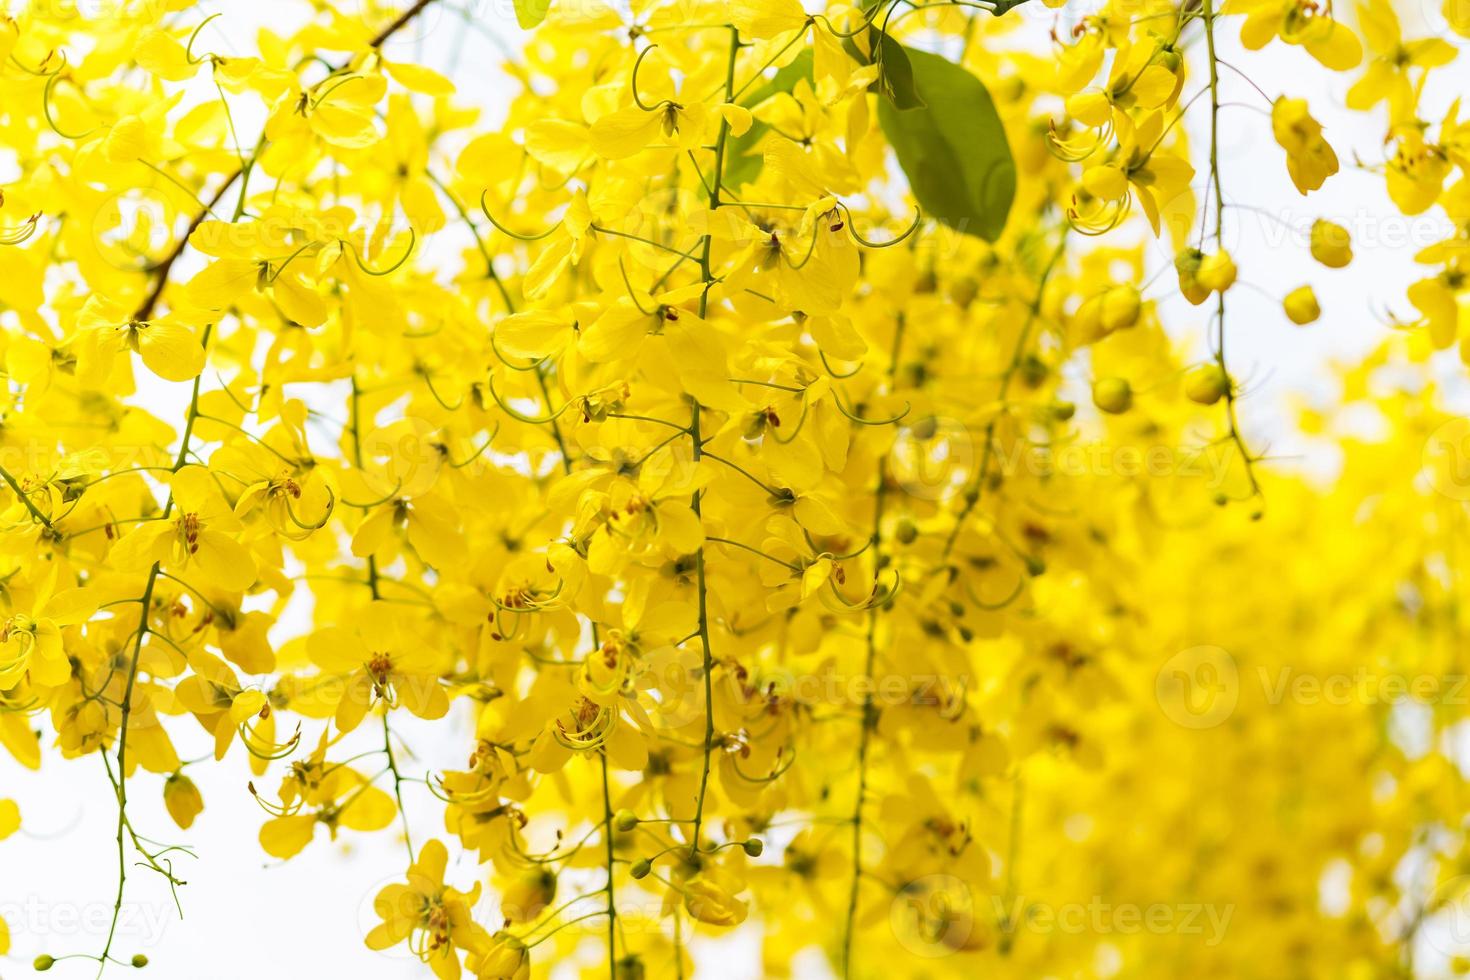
[0,464,54,528]
[841,311,906,978]
[686,24,741,864]
[100,323,212,976]
[600,754,617,976]
[1202,0,1261,502]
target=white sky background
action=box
[2,1,1469,978]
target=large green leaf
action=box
[877,47,1015,242]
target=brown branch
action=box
[130,0,441,323]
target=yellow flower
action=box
[367,840,490,980]
[254,734,397,858]
[1233,0,1363,70]
[1386,127,1450,215]
[1348,0,1456,123]
[1272,98,1339,193]
[588,63,752,162]
[0,576,96,689]
[1408,271,1464,349]
[174,647,269,759]
[683,865,750,927]
[72,296,205,387]
[1065,40,1183,129]
[110,466,258,592]
[1077,111,1194,236]
[307,602,450,733]
[264,71,388,150]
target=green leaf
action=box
[874,32,924,110]
[512,0,552,29]
[723,50,814,189]
[877,47,1015,242]
[841,29,924,110]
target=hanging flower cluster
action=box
[2,0,1470,977]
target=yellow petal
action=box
[1305,20,1363,71]
[0,798,19,839]
[260,814,317,859]
[137,320,205,381]
[588,105,663,160]
[384,60,455,95]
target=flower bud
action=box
[1018,354,1048,387]
[1196,250,1237,293]
[894,518,918,545]
[1072,293,1105,344]
[469,932,528,979]
[1052,400,1076,422]
[743,838,764,857]
[613,808,638,832]
[1310,219,1352,267]
[1184,364,1230,406]
[131,955,149,968]
[500,868,557,923]
[1099,285,1141,331]
[1091,378,1133,415]
[1174,248,1208,306]
[615,955,647,980]
[34,956,55,971]
[630,858,652,879]
[164,773,203,830]
[1283,285,1320,325]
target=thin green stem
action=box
[0,464,54,528]
[686,25,741,863]
[841,310,906,978]
[99,323,212,976]
[1202,0,1262,502]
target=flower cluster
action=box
[0,0,1468,977]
